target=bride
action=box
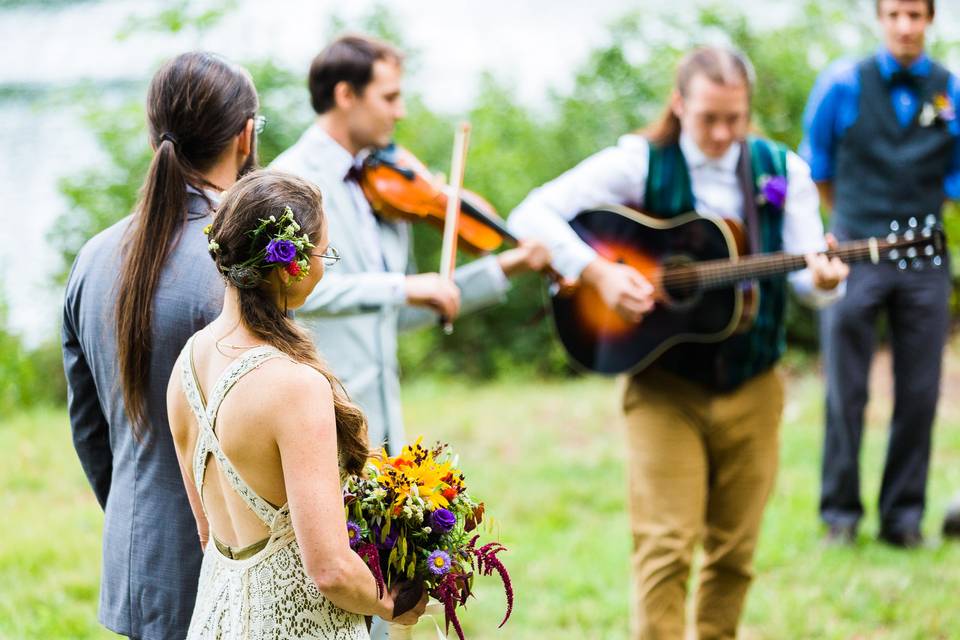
[167,169,426,638]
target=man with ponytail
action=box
[61,52,261,639]
[271,34,551,463]
[509,47,847,639]
[802,0,960,548]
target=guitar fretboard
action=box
[660,234,935,291]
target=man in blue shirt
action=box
[802,0,959,547]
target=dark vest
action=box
[833,56,955,239]
[643,137,788,391]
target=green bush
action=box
[48,0,960,379]
[0,291,66,412]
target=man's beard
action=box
[238,135,259,177]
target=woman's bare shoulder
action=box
[227,357,335,424]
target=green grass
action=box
[3,355,960,639]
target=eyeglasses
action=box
[252,115,267,135]
[313,245,341,267]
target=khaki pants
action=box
[623,367,783,640]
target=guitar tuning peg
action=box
[909,217,918,229]
[925,214,937,227]
[904,229,915,241]
[898,259,908,270]
[925,245,935,256]
[906,247,918,259]
[888,233,899,243]
[890,220,900,232]
[911,258,923,271]
[933,255,943,268]
[889,249,900,260]
[922,227,932,238]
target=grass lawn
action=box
[2,348,960,639]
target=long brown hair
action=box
[116,52,259,440]
[643,46,755,148]
[208,170,369,475]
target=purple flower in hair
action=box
[265,238,297,264]
[759,175,788,210]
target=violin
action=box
[358,143,521,254]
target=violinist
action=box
[270,34,549,459]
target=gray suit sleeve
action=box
[398,254,510,332]
[297,271,407,317]
[62,276,112,509]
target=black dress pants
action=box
[820,260,950,533]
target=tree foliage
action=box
[42,0,960,387]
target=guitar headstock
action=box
[885,215,945,270]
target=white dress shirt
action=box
[508,132,842,307]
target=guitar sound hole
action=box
[660,258,701,308]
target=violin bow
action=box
[438,122,471,334]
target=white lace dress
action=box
[179,337,370,640]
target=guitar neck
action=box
[672,238,895,291]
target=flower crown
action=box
[205,206,314,289]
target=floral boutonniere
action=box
[919,93,956,127]
[756,174,787,211]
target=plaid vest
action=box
[643,137,789,391]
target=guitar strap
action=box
[736,140,762,254]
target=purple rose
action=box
[265,238,297,264]
[430,508,456,533]
[762,176,788,209]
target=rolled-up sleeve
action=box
[944,74,960,201]
[801,60,858,183]
[507,135,649,280]
[782,151,845,308]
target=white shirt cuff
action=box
[789,269,846,308]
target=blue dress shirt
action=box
[800,49,960,199]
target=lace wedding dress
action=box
[179,337,369,639]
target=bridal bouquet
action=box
[342,438,513,639]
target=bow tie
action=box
[888,68,921,89]
[344,163,364,183]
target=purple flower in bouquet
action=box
[372,523,398,550]
[760,175,787,210]
[346,521,362,549]
[265,238,297,264]
[430,508,456,533]
[427,550,452,576]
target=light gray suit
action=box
[62,194,223,640]
[271,125,509,455]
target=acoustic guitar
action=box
[552,205,945,375]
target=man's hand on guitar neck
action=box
[805,233,849,291]
[581,258,655,324]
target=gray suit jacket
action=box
[271,125,509,454]
[62,193,223,640]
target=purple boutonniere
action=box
[757,175,787,210]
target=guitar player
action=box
[507,46,848,639]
